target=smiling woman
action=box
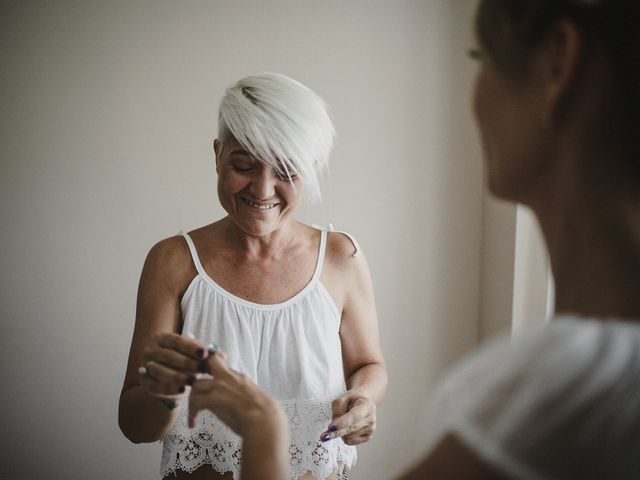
[117,73,388,480]
[215,137,303,238]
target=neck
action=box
[221,218,299,259]
[530,147,640,320]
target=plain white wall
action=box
[512,206,552,334]
[0,1,492,478]
[479,195,517,338]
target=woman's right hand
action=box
[138,332,209,400]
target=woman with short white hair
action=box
[118,73,388,480]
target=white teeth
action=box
[245,198,277,210]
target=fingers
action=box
[320,394,355,442]
[188,391,207,428]
[139,360,193,396]
[321,396,376,443]
[157,332,209,360]
[319,393,351,441]
[205,351,231,378]
[331,394,352,419]
[187,354,233,428]
[150,346,202,373]
[342,429,375,445]
[187,371,239,430]
[188,379,217,428]
[139,334,216,398]
[333,397,371,433]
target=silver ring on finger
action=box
[138,360,155,377]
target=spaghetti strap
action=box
[179,231,207,277]
[311,223,361,257]
[312,229,328,282]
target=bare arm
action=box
[321,234,388,444]
[118,237,206,443]
[341,249,387,403]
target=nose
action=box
[249,165,276,200]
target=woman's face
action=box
[215,136,303,237]
[473,53,548,202]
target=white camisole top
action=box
[160,228,357,479]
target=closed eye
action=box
[232,164,254,174]
[275,169,298,182]
[274,160,298,181]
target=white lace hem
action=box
[161,396,357,479]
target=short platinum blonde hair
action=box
[218,73,335,203]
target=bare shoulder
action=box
[142,234,195,294]
[146,235,190,269]
[321,229,373,309]
[320,228,371,289]
[324,230,364,272]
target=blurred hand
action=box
[321,390,376,445]
[188,352,286,437]
[138,332,208,400]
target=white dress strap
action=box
[311,229,328,282]
[311,223,361,257]
[179,231,207,277]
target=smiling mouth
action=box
[241,197,279,210]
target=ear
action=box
[213,139,222,174]
[539,18,584,118]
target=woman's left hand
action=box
[320,390,376,446]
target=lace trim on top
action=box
[161,396,357,480]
